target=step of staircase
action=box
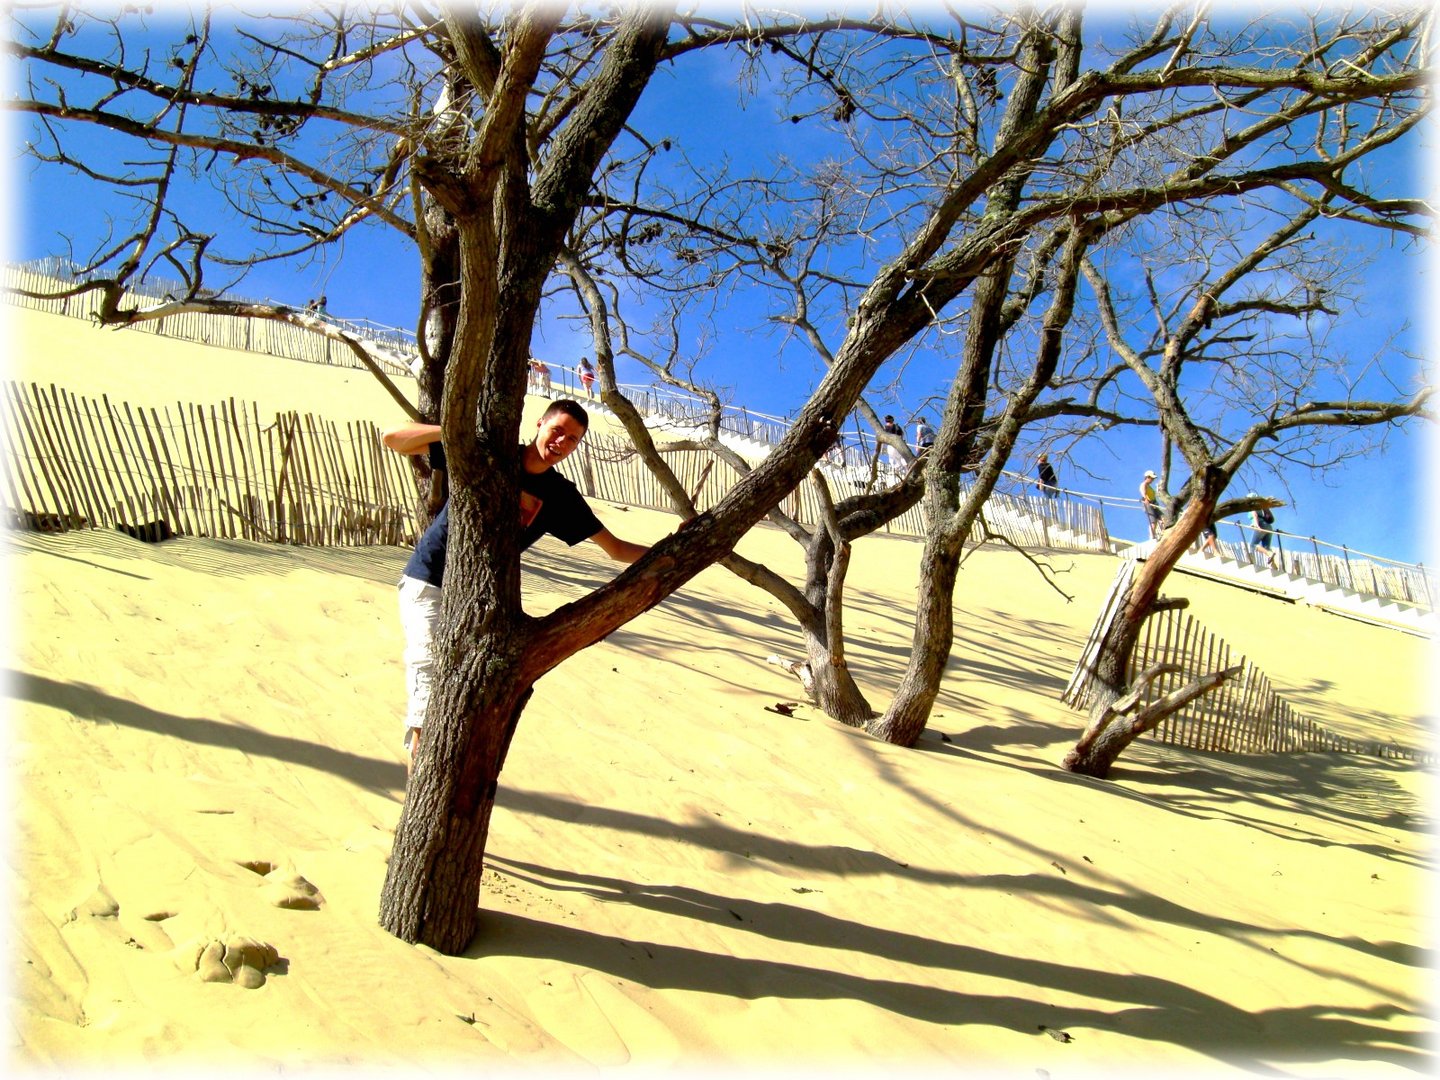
[1171,550,1434,637]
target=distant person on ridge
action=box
[881,414,905,473]
[1249,493,1278,568]
[913,417,935,456]
[1036,453,1059,499]
[1140,469,1163,538]
[578,357,596,399]
[382,399,650,776]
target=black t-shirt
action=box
[402,441,602,587]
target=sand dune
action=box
[6,305,1434,1076]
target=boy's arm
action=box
[589,527,650,565]
[382,423,442,454]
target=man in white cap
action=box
[1140,469,1162,538]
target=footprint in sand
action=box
[171,860,323,989]
[67,864,319,990]
[63,883,120,923]
[59,884,278,991]
[63,884,171,952]
[236,860,326,911]
[187,936,282,989]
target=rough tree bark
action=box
[797,471,876,727]
[408,216,461,526]
[1063,661,1243,778]
[379,5,679,954]
[1078,479,1224,718]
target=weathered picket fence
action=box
[0,377,1115,557]
[0,382,417,546]
[7,258,1115,555]
[1064,560,1433,763]
[4,262,415,380]
[5,375,1428,765]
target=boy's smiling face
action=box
[533,412,586,468]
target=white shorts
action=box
[397,574,442,741]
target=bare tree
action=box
[561,249,928,726]
[11,5,1432,951]
[552,7,1433,754]
[553,12,1124,736]
[10,4,966,952]
[1064,192,1433,777]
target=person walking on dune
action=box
[1036,453,1059,499]
[913,417,935,457]
[1140,469,1163,538]
[880,414,905,475]
[1249,493,1278,569]
[1201,515,1219,556]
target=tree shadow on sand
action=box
[10,528,411,586]
[522,540,1092,714]
[7,669,405,794]
[923,725,1431,872]
[493,790,1427,975]
[13,668,1426,1070]
[472,857,1429,1073]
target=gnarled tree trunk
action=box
[1062,661,1242,778]
[1063,474,1227,777]
[867,520,966,746]
[1081,485,1221,715]
[379,6,678,953]
[410,219,461,526]
[793,473,876,726]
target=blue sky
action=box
[7,9,1435,568]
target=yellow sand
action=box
[6,305,1435,1076]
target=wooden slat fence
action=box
[7,373,1430,764]
[3,372,1118,563]
[11,262,1434,607]
[1,382,418,546]
[4,264,413,379]
[1278,546,1434,609]
[8,260,1114,554]
[1064,560,1435,764]
[974,487,1110,553]
[1179,527,1435,614]
[566,432,1111,551]
[0,382,1117,557]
